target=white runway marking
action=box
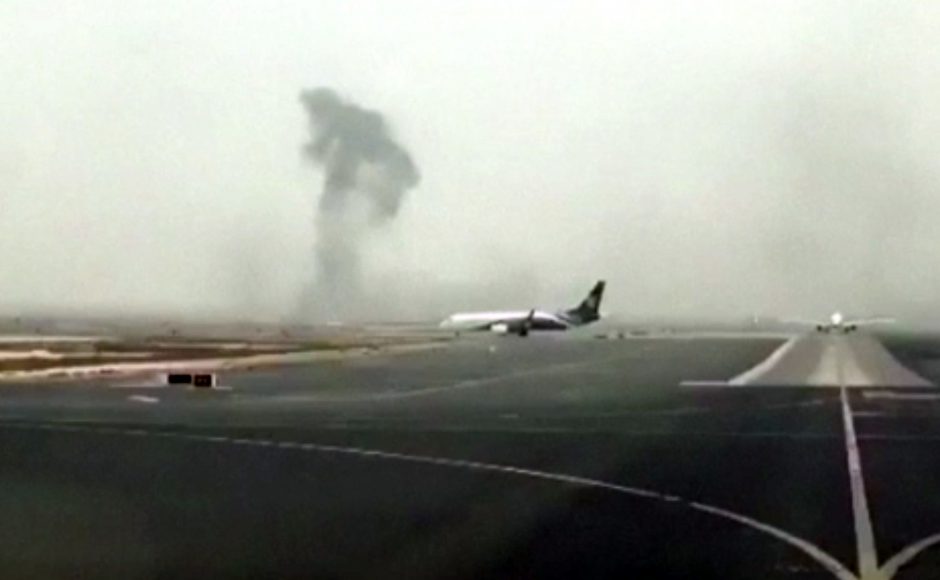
[7,389,940,579]
[851,411,887,418]
[863,391,940,401]
[841,388,880,579]
[127,395,160,404]
[858,433,940,442]
[0,420,856,579]
[879,533,940,578]
[677,380,731,387]
[690,502,854,580]
[728,337,798,385]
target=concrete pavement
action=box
[0,333,939,578]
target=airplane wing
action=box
[779,318,824,327]
[843,317,896,326]
[482,310,538,334]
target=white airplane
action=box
[786,311,895,334]
[440,281,606,337]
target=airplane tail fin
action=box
[565,281,605,324]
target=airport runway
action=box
[723,333,933,388]
[2,332,940,579]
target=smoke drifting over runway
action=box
[298,88,420,318]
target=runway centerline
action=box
[841,387,880,579]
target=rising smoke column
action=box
[299,88,420,318]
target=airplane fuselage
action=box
[441,310,572,333]
[439,281,606,337]
[816,312,858,334]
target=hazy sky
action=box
[3,1,940,322]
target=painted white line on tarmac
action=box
[691,502,855,580]
[678,380,731,388]
[23,414,940,577]
[127,395,160,404]
[841,387,881,579]
[0,420,856,579]
[863,391,940,401]
[879,533,940,578]
[728,337,799,385]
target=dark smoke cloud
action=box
[300,88,420,219]
[298,88,420,319]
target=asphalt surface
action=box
[2,332,940,579]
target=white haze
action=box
[2,1,940,323]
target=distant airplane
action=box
[786,311,895,334]
[440,281,606,337]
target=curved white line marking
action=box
[272,442,854,579]
[691,502,856,580]
[880,533,940,579]
[729,337,798,385]
[0,421,857,579]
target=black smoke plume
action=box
[299,88,420,318]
